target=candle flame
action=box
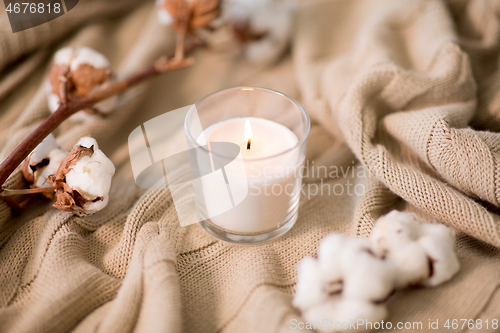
[245,119,253,150]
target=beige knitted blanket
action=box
[1,0,500,332]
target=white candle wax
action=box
[197,117,301,234]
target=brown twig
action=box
[58,67,69,104]
[175,25,187,60]
[0,38,204,202]
[59,77,68,104]
[1,186,56,196]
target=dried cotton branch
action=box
[46,47,118,121]
[20,135,115,216]
[0,0,211,202]
[0,34,204,212]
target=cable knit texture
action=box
[1,0,500,332]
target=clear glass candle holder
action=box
[185,87,310,245]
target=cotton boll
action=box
[243,0,293,64]
[342,250,394,302]
[319,236,393,302]
[337,237,372,273]
[419,223,455,243]
[319,236,394,302]
[53,47,74,65]
[418,223,458,286]
[29,134,60,166]
[156,0,173,25]
[76,137,99,150]
[65,149,115,200]
[370,210,421,256]
[294,217,460,331]
[303,298,388,333]
[223,0,254,20]
[370,211,459,288]
[418,235,460,287]
[384,242,429,289]
[244,39,285,65]
[375,211,421,241]
[293,257,327,311]
[46,47,116,120]
[69,47,110,71]
[301,298,342,333]
[318,233,345,282]
[47,137,115,216]
[79,193,109,214]
[22,134,66,190]
[156,0,217,31]
[223,0,296,65]
[35,149,66,188]
[334,299,387,331]
[249,0,294,37]
[47,92,61,114]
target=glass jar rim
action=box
[184,86,311,161]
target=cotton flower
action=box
[156,0,221,31]
[157,0,175,26]
[293,211,460,333]
[50,137,115,216]
[45,47,117,121]
[318,235,394,302]
[222,0,296,65]
[26,133,59,168]
[295,238,393,332]
[292,256,327,312]
[369,211,430,288]
[369,210,421,255]
[417,224,460,287]
[341,246,394,302]
[34,150,67,190]
[384,241,429,288]
[317,233,345,282]
[370,211,459,288]
[22,134,67,198]
[303,298,387,333]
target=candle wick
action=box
[247,138,252,151]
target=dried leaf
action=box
[53,190,76,212]
[73,190,102,209]
[22,158,50,186]
[48,64,70,95]
[52,144,94,185]
[69,64,111,97]
[21,159,35,184]
[49,62,111,101]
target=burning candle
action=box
[245,120,253,151]
[197,117,301,235]
[186,86,310,244]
